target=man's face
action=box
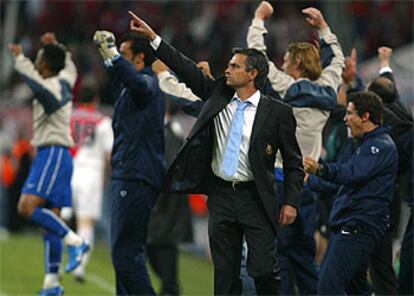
[119,41,135,64]
[282,52,296,77]
[344,102,364,138]
[225,54,252,88]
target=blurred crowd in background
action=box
[1,0,413,104]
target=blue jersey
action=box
[106,58,165,189]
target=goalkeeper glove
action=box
[93,30,120,62]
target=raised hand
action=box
[41,32,58,45]
[197,61,213,79]
[378,46,393,68]
[255,1,274,21]
[342,48,357,84]
[302,7,328,30]
[128,11,157,41]
[93,30,120,61]
[8,43,22,57]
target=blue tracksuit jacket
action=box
[318,126,398,240]
[107,57,165,189]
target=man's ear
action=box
[249,69,258,82]
[133,52,145,65]
[361,111,370,123]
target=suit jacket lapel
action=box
[187,83,233,140]
[250,95,271,144]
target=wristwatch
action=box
[316,163,325,177]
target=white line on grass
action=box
[89,273,115,294]
[0,290,10,296]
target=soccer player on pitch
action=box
[9,33,89,296]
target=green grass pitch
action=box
[0,233,213,295]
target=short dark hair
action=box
[347,91,384,125]
[41,44,66,74]
[232,47,269,90]
[77,86,96,103]
[119,32,156,66]
[368,76,397,104]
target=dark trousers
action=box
[147,244,179,295]
[368,231,397,295]
[398,208,413,295]
[276,183,318,295]
[110,179,157,296]
[318,224,377,295]
[207,180,279,295]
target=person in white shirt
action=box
[61,84,113,282]
[247,2,344,294]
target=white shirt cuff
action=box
[379,67,393,74]
[157,70,171,80]
[252,17,265,28]
[318,26,332,39]
[15,53,25,61]
[150,35,162,50]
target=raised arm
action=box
[305,8,345,90]
[93,30,158,102]
[247,1,294,97]
[153,60,202,104]
[337,48,365,106]
[153,60,203,117]
[128,11,215,101]
[378,46,393,72]
[9,33,77,114]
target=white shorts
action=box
[69,168,104,220]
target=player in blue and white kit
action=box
[9,32,89,296]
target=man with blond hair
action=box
[248,2,344,294]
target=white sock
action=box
[43,273,59,289]
[73,224,94,276]
[63,230,83,246]
[77,224,94,247]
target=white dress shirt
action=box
[212,90,261,182]
[150,36,260,181]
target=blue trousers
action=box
[240,240,257,295]
[398,208,413,295]
[318,223,378,295]
[110,179,157,295]
[276,181,318,295]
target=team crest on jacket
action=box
[371,146,379,154]
[266,144,273,155]
[120,190,128,197]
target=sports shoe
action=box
[65,241,90,273]
[74,273,85,283]
[38,285,64,296]
[73,266,86,283]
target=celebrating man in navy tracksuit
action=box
[94,31,165,295]
[304,91,398,295]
